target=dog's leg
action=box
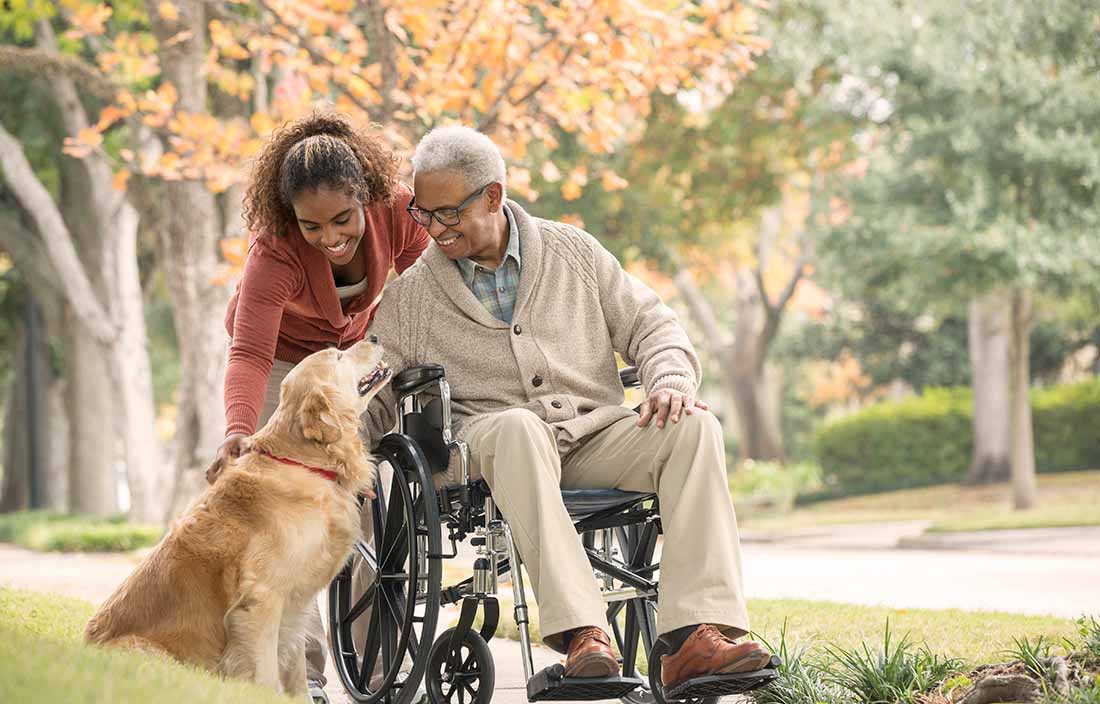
[219,583,285,691]
[278,606,310,701]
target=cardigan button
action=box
[513,324,522,335]
[532,375,543,387]
[550,400,563,409]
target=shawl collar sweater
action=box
[364,200,701,455]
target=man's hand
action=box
[637,388,710,429]
[206,433,250,484]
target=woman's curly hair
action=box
[242,111,401,238]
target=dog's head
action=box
[273,337,391,487]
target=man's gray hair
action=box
[411,125,507,196]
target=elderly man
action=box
[364,126,771,689]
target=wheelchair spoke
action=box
[379,585,398,683]
[356,590,385,692]
[344,581,377,627]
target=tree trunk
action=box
[1,327,31,513]
[1009,288,1038,509]
[147,0,230,514]
[0,220,69,512]
[966,292,1011,484]
[731,269,785,462]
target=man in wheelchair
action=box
[361,125,774,698]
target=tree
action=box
[821,0,1100,508]
[5,0,762,510]
[524,0,857,461]
[0,18,164,520]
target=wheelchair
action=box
[327,364,780,704]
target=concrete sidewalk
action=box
[743,522,1100,558]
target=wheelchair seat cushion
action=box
[561,488,655,518]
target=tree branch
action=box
[0,45,118,101]
[0,213,61,297]
[252,0,383,120]
[0,123,116,343]
[476,2,594,133]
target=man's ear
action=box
[487,181,504,211]
[298,387,341,444]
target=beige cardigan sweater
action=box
[364,200,701,455]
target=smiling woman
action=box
[208,111,430,701]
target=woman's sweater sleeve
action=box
[223,244,303,437]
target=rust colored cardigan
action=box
[223,185,429,437]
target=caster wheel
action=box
[426,627,495,704]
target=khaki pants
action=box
[463,407,750,652]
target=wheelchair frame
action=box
[327,366,779,704]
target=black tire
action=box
[426,627,495,704]
[329,434,443,704]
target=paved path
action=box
[4,528,1099,704]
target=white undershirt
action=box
[335,277,369,300]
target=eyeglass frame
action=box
[406,182,493,229]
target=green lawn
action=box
[737,470,1100,533]
[471,590,1078,667]
[0,587,296,704]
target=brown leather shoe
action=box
[563,626,619,678]
[660,625,772,689]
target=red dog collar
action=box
[256,449,339,482]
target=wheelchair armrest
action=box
[619,366,640,389]
[394,364,446,395]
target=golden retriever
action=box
[84,338,391,700]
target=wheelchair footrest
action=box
[663,656,782,701]
[526,663,643,701]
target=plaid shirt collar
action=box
[456,204,521,284]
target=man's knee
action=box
[671,409,723,442]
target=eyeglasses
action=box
[406,183,491,228]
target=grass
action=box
[0,511,163,552]
[736,470,1100,533]
[465,589,1078,667]
[823,621,962,704]
[0,586,296,704]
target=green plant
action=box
[0,511,162,553]
[812,380,1100,498]
[751,621,847,704]
[1007,635,1054,680]
[1069,616,1100,668]
[823,621,963,704]
[730,460,825,512]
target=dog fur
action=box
[84,338,390,700]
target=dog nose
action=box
[368,334,379,344]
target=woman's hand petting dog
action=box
[637,388,709,429]
[206,433,250,484]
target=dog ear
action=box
[298,387,341,444]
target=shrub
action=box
[730,460,825,513]
[0,511,162,553]
[812,379,1100,498]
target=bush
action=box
[0,511,162,553]
[812,379,1100,498]
[729,460,825,513]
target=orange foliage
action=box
[807,353,873,408]
[58,0,763,200]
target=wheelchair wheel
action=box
[603,524,718,704]
[426,627,495,704]
[329,434,443,704]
